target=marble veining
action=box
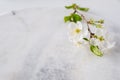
[0,8,120,80]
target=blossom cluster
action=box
[64,4,115,56]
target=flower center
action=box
[74,28,81,34]
[99,36,105,41]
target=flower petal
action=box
[67,22,76,30]
[77,22,83,29]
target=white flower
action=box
[90,28,115,51]
[100,32,115,51]
[67,21,115,51]
[67,22,89,47]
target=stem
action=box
[76,11,94,38]
[73,9,77,14]
[81,14,92,33]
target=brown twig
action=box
[76,11,94,38]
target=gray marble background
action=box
[0,0,120,80]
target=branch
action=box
[76,11,94,38]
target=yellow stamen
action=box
[74,28,81,34]
[99,36,105,41]
[75,41,82,47]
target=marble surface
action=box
[0,0,120,25]
[0,0,120,80]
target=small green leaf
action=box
[93,35,105,41]
[65,4,77,9]
[71,14,82,23]
[83,38,89,41]
[65,5,73,9]
[95,24,103,28]
[90,45,103,57]
[77,7,89,12]
[97,19,104,24]
[88,19,95,24]
[64,16,71,22]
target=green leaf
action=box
[64,16,71,22]
[65,5,73,9]
[65,4,77,9]
[71,14,82,23]
[98,19,104,24]
[89,19,95,24]
[95,24,103,28]
[90,45,103,57]
[83,38,89,41]
[65,4,89,12]
[64,14,82,23]
[77,7,89,12]
[93,35,105,41]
